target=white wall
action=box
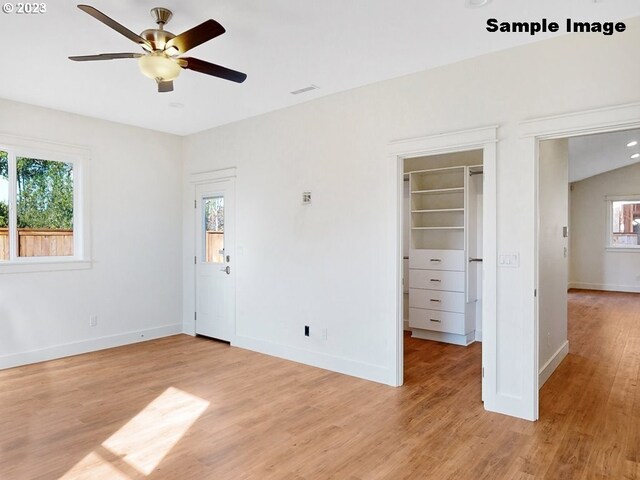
[181,18,640,418]
[570,162,640,292]
[538,139,569,387]
[0,99,183,368]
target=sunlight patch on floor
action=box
[59,452,130,480]
[60,387,210,479]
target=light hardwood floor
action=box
[1,289,639,479]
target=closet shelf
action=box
[412,208,464,213]
[411,187,464,195]
[411,226,464,231]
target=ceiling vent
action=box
[290,85,319,95]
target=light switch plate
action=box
[498,252,519,268]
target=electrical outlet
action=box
[89,315,98,327]
[547,332,551,347]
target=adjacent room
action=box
[1,1,639,478]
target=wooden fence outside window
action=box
[0,228,74,260]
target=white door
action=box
[195,179,235,341]
[537,139,569,386]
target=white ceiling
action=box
[2,1,639,135]
[569,129,640,183]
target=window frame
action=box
[605,194,640,252]
[0,134,91,273]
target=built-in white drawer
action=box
[409,249,464,271]
[409,308,467,335]
[409,288,465,313]
[410,269,465,292]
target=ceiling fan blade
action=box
[69,53,142,61]
[77,5,152,50]
[157,80,174,93]
[181,57,247,83]
[165,20,225,55]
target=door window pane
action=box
[16,157,74,257]
[0,151,8,261]
[204,196,224,263]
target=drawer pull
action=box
[429,258,441,262]
[430,318,442,323]
[430,279,441,282]
[430,299,441,303]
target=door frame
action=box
[521,101,640,420]
[186,167,237,337]
[387,126,498,407]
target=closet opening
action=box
[402,149,484,397]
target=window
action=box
[0,139,88,270]
[607,195,640,249]
[204,196,224,263]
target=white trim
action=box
[605,247,640,252]
[388,125,499,157]
[605,194,640,202]
[520,102,640,139]
[0,133,91,158]
[538,340,569,388]
[0,323,182,370]
[569,282,640,294]
[233,335,393,385]
[524,101,640,422]
[0,260,91,274]
[190,167,237,184]
[410,329,475,346]
[387,125,498,410]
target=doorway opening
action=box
[401,149,485,398]
[537,127,640,416]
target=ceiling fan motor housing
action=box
[141,28,176,51]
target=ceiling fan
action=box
[69,4,247,92]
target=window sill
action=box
[606,247,640,253]
[0,260,92,274]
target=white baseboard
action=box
[403,319,410,331]
[233,335,393,385]
[475,329,482,342]
[0,323,183,370]
[569,282,640,293]
[538,340,569,388]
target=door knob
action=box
[220,266,230,274]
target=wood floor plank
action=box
[0,289,639,479]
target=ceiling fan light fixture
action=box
[138,52,181,81]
